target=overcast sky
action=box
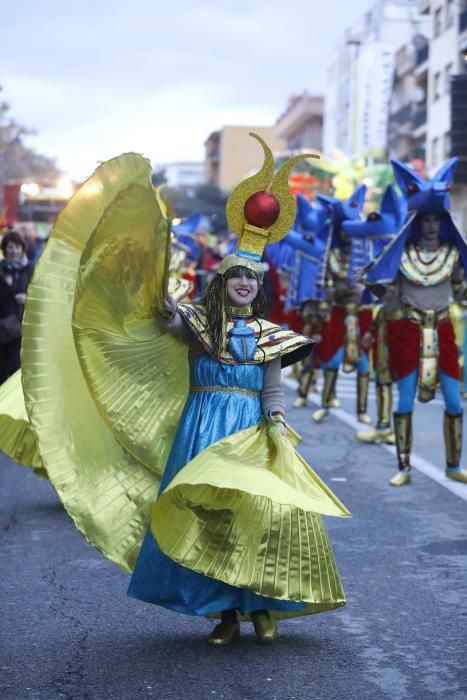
[3,0,376,179]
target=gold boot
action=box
[329,388,340,408]
[444,411,467,483]
[251,610,277,643]
[208,618,240,646]
[293,396,307,408]
[356,373,371,424]
[356,427,395,444]
[390,412,412,486]
[312,407,329,422]
[389,470,411,486]
[376,383,393,432]
[310,369,321,394]
[312,368,338,422]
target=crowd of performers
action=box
[262,156,467,487]
[1,136,467,647]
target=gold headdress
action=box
[218,132,319,278]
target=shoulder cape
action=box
[177,303,313,367]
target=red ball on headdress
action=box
[244,191,280,229]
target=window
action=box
[432,137,439,166]
[445,63,453,94]
[434,6,443,37]
[434,71,442,100]
[446,0,455,29]
[444,132,451,158]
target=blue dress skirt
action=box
[128,353,304,616]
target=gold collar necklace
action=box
[229,306,253,317]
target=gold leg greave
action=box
[298,362,315,399]
[322,368,338,409]
[356,373,370,416]
[343,303,360,372]
[376,383,392,429]
[393,412,412,469]
[443,410,463,469]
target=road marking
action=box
[283,376,467,503]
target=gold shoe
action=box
[251,611,277,643]
[357,413,372,425]
[292,396,307,408]
[312,408,329,423]
[208,621,240,646]
[445,468,467,484]
[356,427,395,444]
[330,398,340,408]
[389,470,411,486]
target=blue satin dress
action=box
[128,353,304,616]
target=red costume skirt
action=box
[317,306,372,364]
[386,318,460,381]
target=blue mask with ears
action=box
[365,158,467,283]
[172,211,203,262]
[342,185,405,273]
[341,185,404,239]
[391,158,458,214]
[317,184,367,228]
[296,194,328,231]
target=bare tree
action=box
[0,86,61,206]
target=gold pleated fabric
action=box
[0,370,43,471]
[21,153,171,573]
[152,419,350,614]
[72,183,188,476]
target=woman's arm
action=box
[157,295,194,345]
[261,357,286,435]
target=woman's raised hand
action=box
[159,295,177,320]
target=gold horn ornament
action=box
[225,132,319,258]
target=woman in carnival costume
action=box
[18,134,349,645]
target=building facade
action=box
[324,0,427,161]
[157,162,205,189]
[274,92,323,153]
[387,1,431,163]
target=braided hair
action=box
[198,265,267,357]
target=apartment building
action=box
[274,92,323,153]
[324,0,428,161]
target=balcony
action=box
[460,8,467,33]
[390,104,412,126]
[413,107,427,129]
[415,44,429,68]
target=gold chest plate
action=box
[400,243,459,287]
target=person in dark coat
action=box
[0,231,33,383]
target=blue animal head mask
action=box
[317,184,366,227]
[341,185,404,239]
[391,158,458,214]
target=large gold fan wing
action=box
[21,153,167,573]
[72,182,188,477]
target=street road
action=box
[1,377,467,700]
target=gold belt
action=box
[190,385,260,398]
[403,306,449,402]
[403,306,449,325]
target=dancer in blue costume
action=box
[310,185,374,425]
[364,158,467,486]
[129,134,350,644]
[282,195,330,405]
[342,185,405,445]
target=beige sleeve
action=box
[261,357,286,417]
